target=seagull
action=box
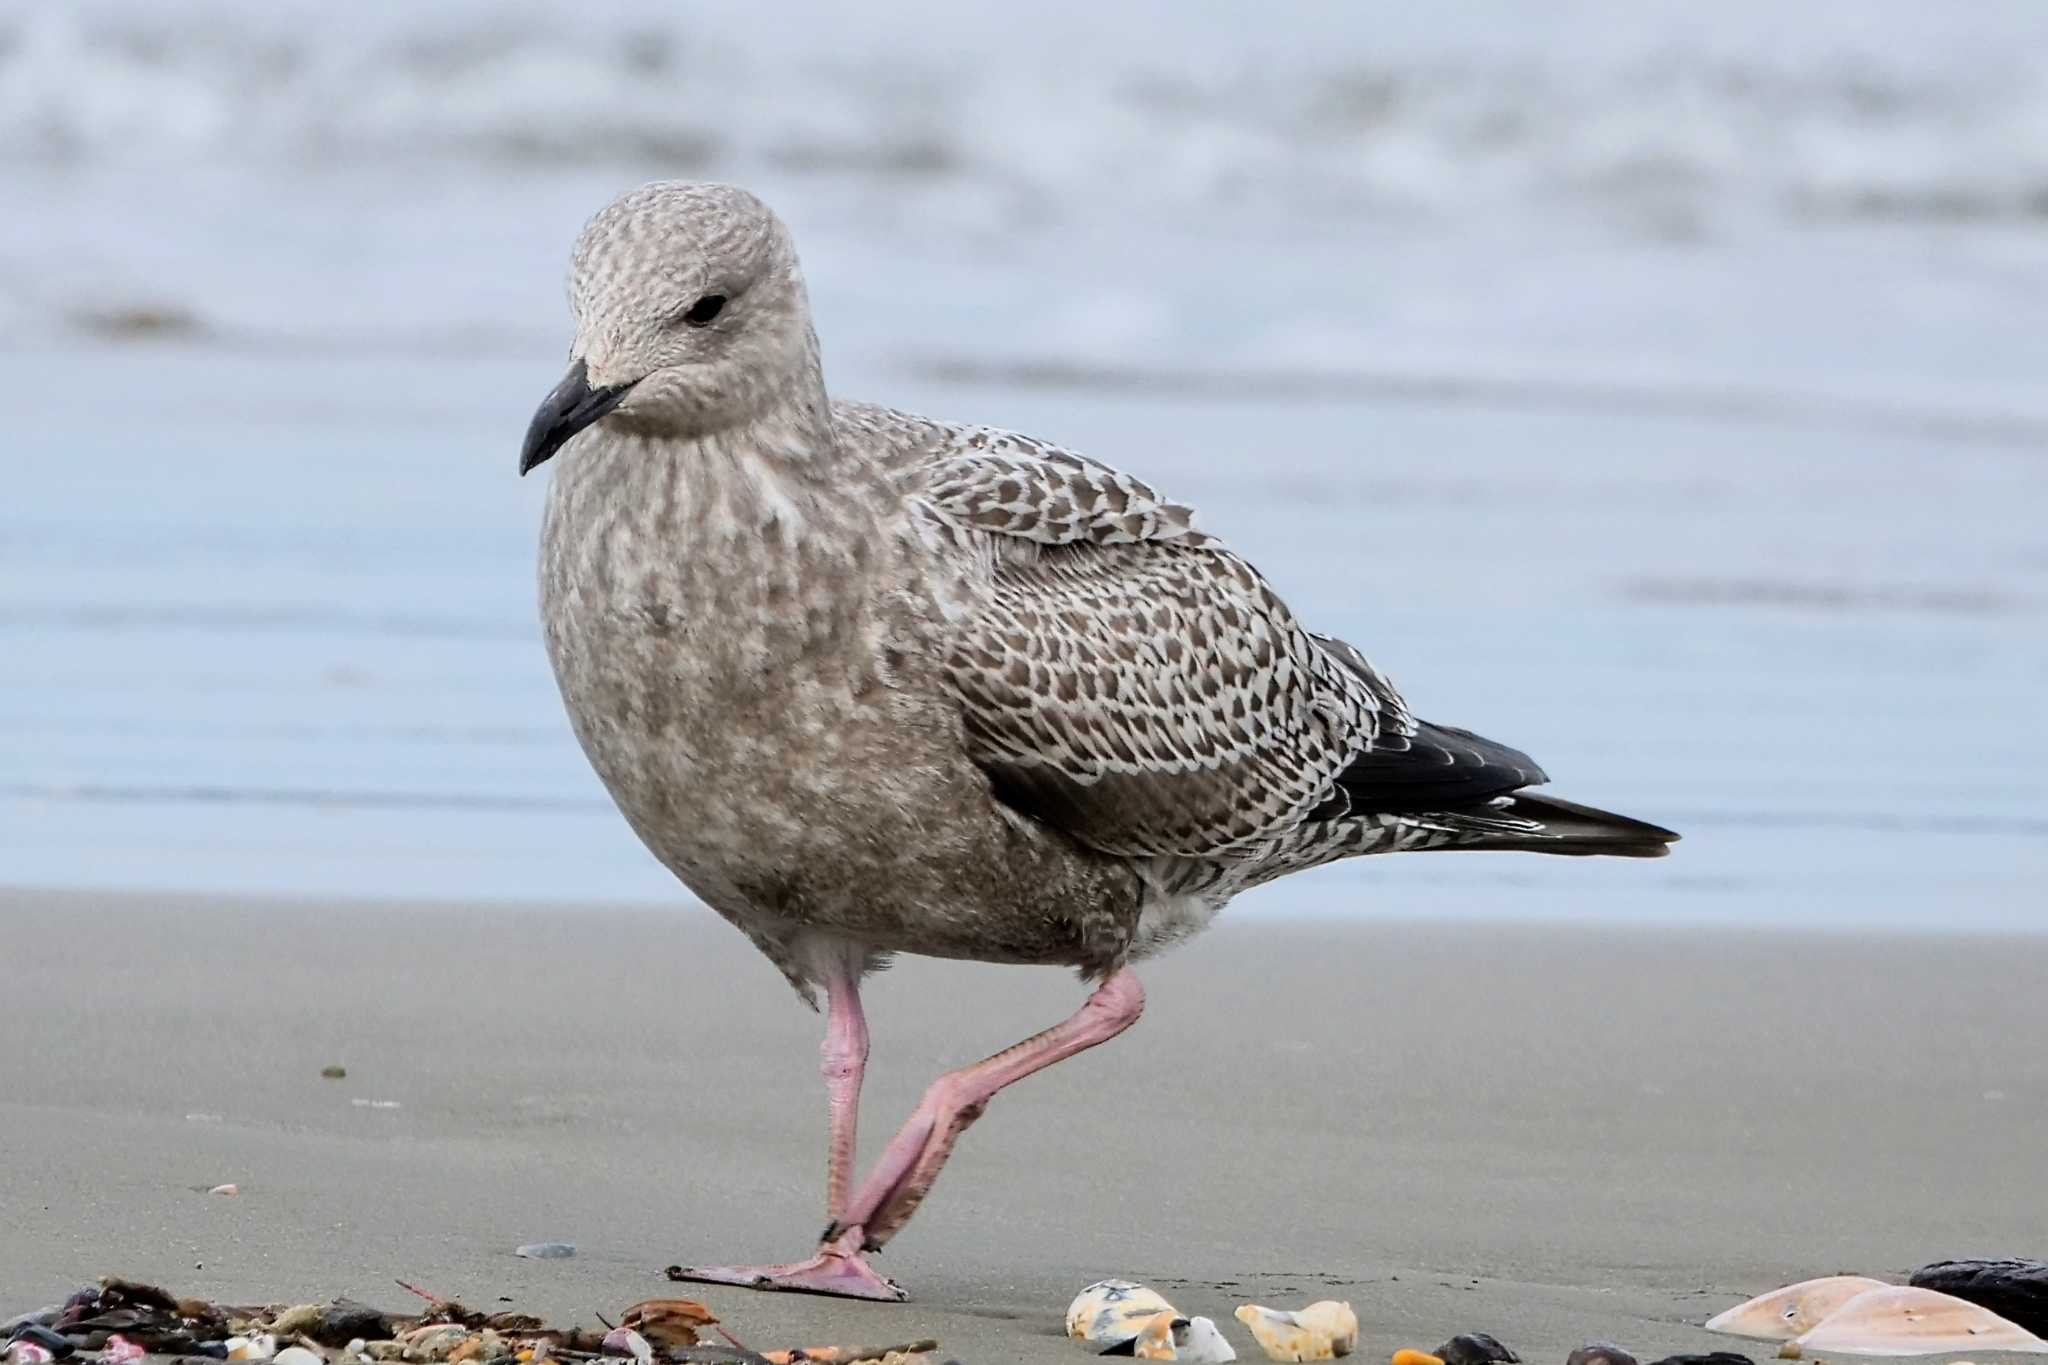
[519,181,1677,1301]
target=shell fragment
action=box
[1234,1301,1358,1362]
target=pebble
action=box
[321,1065,348,1079]
[1568,1345,1639,1365]
[514,1242,576,1260]
[1435,1336,1519,1365]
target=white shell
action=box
[275,1349,324,1365]
[1234,1302,1358,1362]
[227,1336,279,1362]
[1794,1286,2048,1356]
[1067,1280,1181,1345]
[1707,1276,1892,1340]
[1179,1316,1238,1363]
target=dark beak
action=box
[519,359,633,475]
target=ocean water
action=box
[3,2,2044,930]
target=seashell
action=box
[210,1184,241,1196]
[398,1325,471,1362]
[620,1299,719,1349]
[514,1242,575,1259]
[1178,1317,1236,1363]
[1910,1259,2048,1338]
[1794,1285,2048,1356]
[1434,1336,1518,1365]
[1067,1281,1181,1346]
[275,1349,323,1365]
[1706,1276,1890,1341]
[599,1328,653,1365]
[1233,1301,1358,1362]
[6,1345,54,1365]
[3,1329,69,1362]
[101,1338,146,1365]
[1129,1310,1182,1360]
[1392,1353,1444,1365]
[228,1335,279,1361]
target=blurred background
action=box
[3,0,2042,927]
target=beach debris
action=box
[1706,1276,1891,1341]
[757,1343,940,1364]
[1566,1345,1637,1365]
[1068,1282,1181,1348]
[620,1300,720,1349]
[3,1328,73,1362]
[6,1273,950,1365]
[322,1065,348,1079]
[351,1099,402,1109]
[210,1183,242,1197]
[601,1328,654,1364]
[1391,1352,1442,1365]
[1435,1336,1518,1365]
[515,1242,577,1260]
[1910,1259,2048,1337]
[1793,1285,2048,1356]
[1645,1355,1754,1365]
[1233,1301,1358,1361]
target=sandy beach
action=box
[4,889,2042,1361]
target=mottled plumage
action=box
[520,182,1676,1297]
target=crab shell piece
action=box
[1234,1301,1359,1362]
[1706,1276,1891,1341]
[1068,1281,1182,1346]
[1793,1286,2048,1357]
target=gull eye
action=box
[682,294,726,327]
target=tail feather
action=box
[1426,791,1680,858]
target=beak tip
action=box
[520,358,629,477]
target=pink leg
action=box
[668,962,904,1301]
[820,966,869,1221]
[833,967,1145,1251]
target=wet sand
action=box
[3,889,2044,1361]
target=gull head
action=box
[521,182,816,473]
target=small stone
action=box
[1645,1355,1756,1365]
[1775,1346,1800,1361]
[321,1065,348,1079]
[1569,1346,1638,1365]
[514,1242,576,1259]
[315,1302,393,1348]
[1435,1337,1519,1365]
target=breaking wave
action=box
[4,0,2047,230]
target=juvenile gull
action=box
[519,181,1678,1301]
